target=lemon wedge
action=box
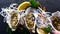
[17,1,31,10]
[36,28,47,34]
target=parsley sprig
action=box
[30,0,39,8]
[43,26,51,33]
[6,27,12,34]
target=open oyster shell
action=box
[6,11,20,31]
[50,11,60,32]
[0,7,21,31]
[24,7,37,33]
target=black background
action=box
[0,0,60,34]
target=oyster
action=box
[10,12,18,29]
[25,11,35,30]
[50,11,60,32]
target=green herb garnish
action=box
[30,0,39,8]
[43,26,51,33]
[6,27,12,34]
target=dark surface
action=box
[0,0,60,34]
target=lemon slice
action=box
[36,28,47,34]
[17,1,31,10]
